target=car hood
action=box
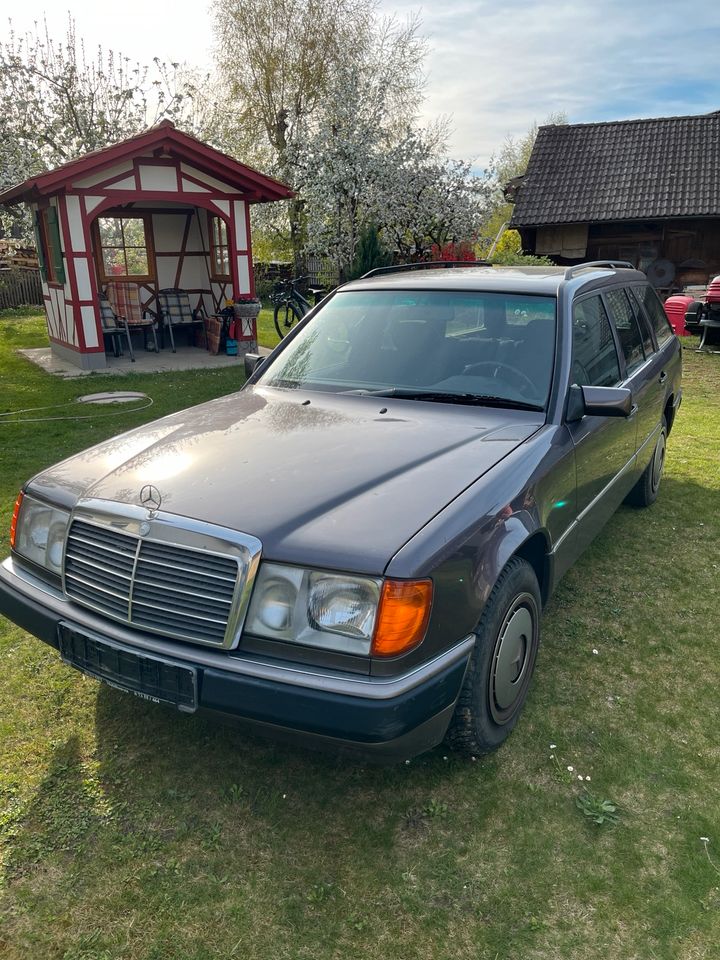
[29,386,543,574]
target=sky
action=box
[4,0,720,166]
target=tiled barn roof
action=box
[510,111,720,227]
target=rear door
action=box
[603,286,665,463]
[630,282,681,422]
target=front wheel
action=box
[446,557,541,757]
[274,300,302,340]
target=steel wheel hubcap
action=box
[652,432,666,492]
[490,595,537,724]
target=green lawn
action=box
[1,312,720,959]
[256,304,281,351]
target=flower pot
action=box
[233,300,261,319]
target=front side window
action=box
[631,285,674,347]
[257,290,557,409]
[95,216,151,280]
[209,215,231,280]
[604,288,647,376]
[572,295,621,387]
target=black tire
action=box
[625,415,667,508]
[446,557,541,757]
[274,300,302,340]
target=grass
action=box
[256,303,281,351]
[1,312,720,959]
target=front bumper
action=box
[0,557,473,760]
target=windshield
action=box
[258,289,557,408]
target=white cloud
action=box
[6,1,216,75]
[7,0,720,168]
[380,0,720,165]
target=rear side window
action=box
[627,288,656,357]
[632,285,674,347]
[572,295,621,387]
[605,288,647,376]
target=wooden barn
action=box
[509,110,720,294]
[0,121,292,370]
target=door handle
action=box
[658,371,667,384]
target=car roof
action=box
[341,264,646,297]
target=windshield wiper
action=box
[344,388,543,411]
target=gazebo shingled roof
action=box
[0,120,293,206]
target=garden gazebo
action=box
[0,121,293,370]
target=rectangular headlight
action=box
[307,572,379,640]
[12,494,70,577]
[246,563,381,655]
[246,563,432,658]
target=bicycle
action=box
[271,276,324,339]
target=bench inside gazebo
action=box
[0,121,293,371]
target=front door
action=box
[566,292,636,555]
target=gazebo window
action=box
[34,207,66,285]
[94,215,153,281]
[209,214,231,280]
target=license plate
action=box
[58,624,197,712]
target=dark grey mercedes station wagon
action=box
[1,262,681,759]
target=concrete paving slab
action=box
[17,345,271,379]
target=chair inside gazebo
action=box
[92,201,239,359]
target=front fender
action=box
[380,426,572,674]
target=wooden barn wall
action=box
[524,218,720,288]
[585,219,720,284]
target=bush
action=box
[348,225,392,280]
[254,277,276,302]
[486,228,553,266]
[430,241,476,262]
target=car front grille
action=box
[64,519,243,647]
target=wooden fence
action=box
[254,258,340,299]
[0,269,43,310]
[306,256,339,289]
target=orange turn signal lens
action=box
[371,578,433,657]
[10,491,24,550]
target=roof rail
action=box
[362,260,491,279]
[564,260,635,280]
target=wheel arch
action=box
[664,393,676,435]
[513,531,551,606]
[494,527,552,609]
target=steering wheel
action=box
[463,360,538,398]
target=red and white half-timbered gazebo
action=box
[0,121,292,370]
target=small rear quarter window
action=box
[632,285,674,347]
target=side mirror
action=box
[244,353,265,378]
[566,384,633,421]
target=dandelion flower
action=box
[578,775,584,781]
[550,743,557,749]
[567,765,574,772]
[701,836,710,842]
[592,648,599,655]
[585,776,591,782]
